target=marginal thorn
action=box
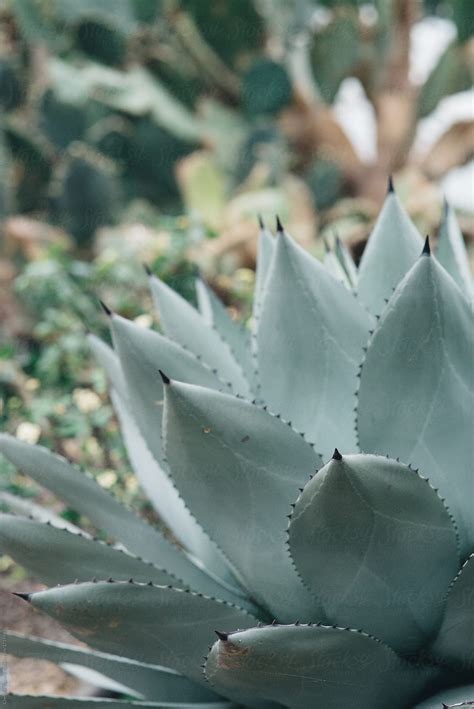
[99,299,112,317]
[12,592,31,602]
[258,214,264,230]
[332,448,343,461]
[159,369,170,385]
[422,235,431,256]
[387,175,395,193]
[275,215,284,233]
[215,630,229,642]
[143,263,152,276]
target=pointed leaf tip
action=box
[276,215,284,233]
[159,369,170,385]
[422,236,431,256]
[387,175,395,193]
[332,448,343,461]
[323,236,331,253]
[99,299,112,317]
[143,263,152,276]
[258,214,265,230]
[12,592,31,602]
[215,630,229,642]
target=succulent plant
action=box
[1,184,473,707]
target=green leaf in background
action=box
[417,41,472,119]
[205,625,434,708]
[452,0,474,43]
[310,14,359,103]
[357,251,474,557]
[289,454,459,654]
[242,59,293,116]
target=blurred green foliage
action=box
[0,0,471,249]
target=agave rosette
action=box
[0,184,473,708]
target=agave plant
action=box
[1,184,473,707]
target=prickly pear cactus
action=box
[1,184,473,707]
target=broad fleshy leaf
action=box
[0,491,82,533]
[430,554,474,670]
[4,631,215,702]
[205,624,434,708]
[5,697,231,709]
[195,278,254,387]
[96,321,239,591]
[28,581,257,687]
[0,434,239,601]
[0,513,178,587]
[149,274,251,397]
[257,228,371,457]
[163,379,325,622]
[357,188,423,315]
[288,454,459,654]
[356,252,474,556]
[414,684,474,708]
[253,223,275,322]
[437,201,472,296]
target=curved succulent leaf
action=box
[288,454,459,654]
[335,235,357,288]
[357,188,423,315]
[205,624,434,708]
[195,278,254,387]
[430,554,474,671]
[0,434,237,601]
[0,513,178,587]
[437,201,472,296]
[163,379,325,622]
[28,581,257,687]
[5,697,231,708]
[413,684,474,708]
[253,223,275,321]
[111,391,241,597]
[4,631,216,702]
[356,251,474,556]
[87,333,129,402]
[257,228,372,457]
[149,274,251,397]
[0,491,82,533]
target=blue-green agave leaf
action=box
[205,624,435,708]
[253,222,275,322]
[430,554,474,671]
[335,235,357,288]
[0,434,236,600]
[0,513,178,587]
[195,278,254,388]
[0,491,82,533]
[5,697,232,708]
[357,188,423,315]
[414,684,474,708]
[288,453,459,654]
[87,333,129,402]
[437,201,472,296]
[163,379,325,622]
[149,275,251,397]
[257,227,372,457]
[28,581,257,687]
[89,334,243,602]
[4,630,216,702]
[356,251,474,556]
